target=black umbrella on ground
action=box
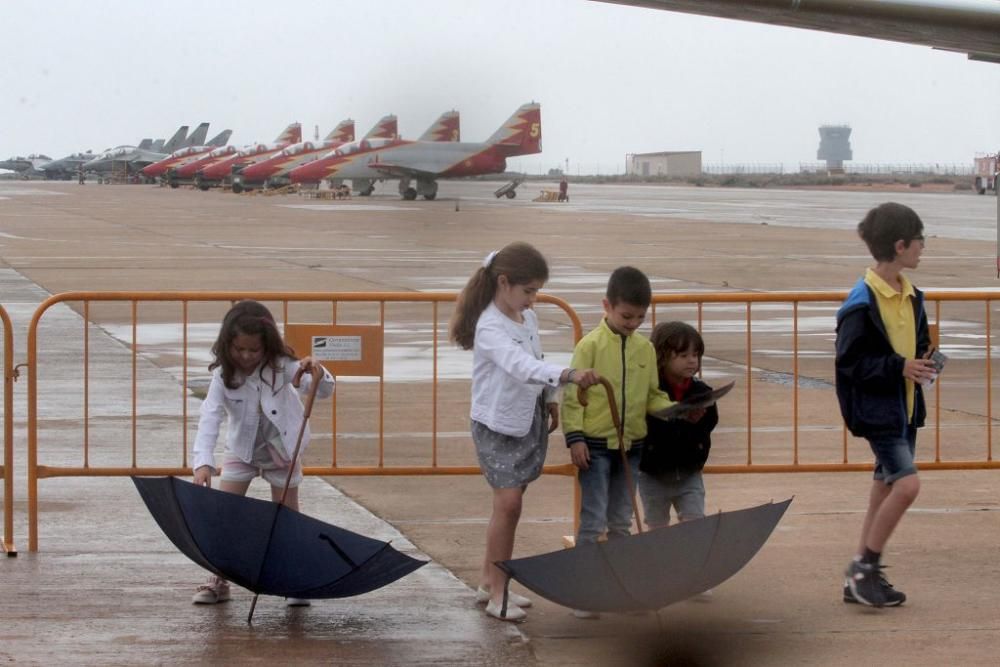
[498,497,790,612]
[133,477,425,614]
[497,378,790,614]
[133,366,425,623]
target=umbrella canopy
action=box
[133,475,425,600]
[499,499,791,613]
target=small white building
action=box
[626,151,702,177]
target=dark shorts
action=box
[867,425,917,484]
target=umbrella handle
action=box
[576,378,644,534]
[277,364,325,507]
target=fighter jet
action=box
[287,103,539,200]
[163,144,239,189]
[594,0,1000,63]
[140,129,234,181]
[0,154,52,178]
[37,152,96,180]
[236,114,418,191]
[81,125,192,179]
[194,123,302,191]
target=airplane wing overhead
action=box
[593,0,1000,63]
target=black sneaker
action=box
[844,560,888,607]
[843,567,906,607]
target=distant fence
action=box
[797,162,974,176]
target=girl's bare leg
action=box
[481,486,524,604]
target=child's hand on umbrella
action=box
[563,368,600,388]
[293,356,321,387]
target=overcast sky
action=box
[2,0,998,174]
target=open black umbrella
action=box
[133,366,425,622]
[498,498,790,612]
[497,378,790,613]
[133,477,425,608]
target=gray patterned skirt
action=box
[471,398,549,489]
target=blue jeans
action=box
[868,425,917,484]
[576,442,641,544]
[637,470,705,526]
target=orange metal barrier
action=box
[25,291,582,551]
[1,305,14,555]
[650,290,1000,473]
[24,289,1000,551]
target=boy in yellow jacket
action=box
[561,267,674,616]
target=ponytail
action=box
[449,241,549,350]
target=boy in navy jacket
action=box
[835,202,938,608]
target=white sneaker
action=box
[485,599,526,622]
[192,576,231,605]
[475,585,532,608]
[286,597,311,607]
[573,609,600,619]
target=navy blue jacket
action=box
[640,377,719,478]
[835,276,931,438]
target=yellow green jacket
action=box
[561,318,674,450]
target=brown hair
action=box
[209,300,297,389]
[606,266,651,307]
[650,321,704,377]
[857,202,924,262]
[448,242,549,350]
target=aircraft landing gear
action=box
[402,187,417,201]
[416,179,438,201]
[232,182,244,194]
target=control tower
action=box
[817,125,852,171]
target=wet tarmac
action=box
[2,180,999,665]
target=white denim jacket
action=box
[192,357,335,473]
[470,303,563,437]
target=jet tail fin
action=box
[274,123,302,144]
[363,115,398,140]
[161,126,189,153]
[185,123,210,148]
[324,119,354,143]
[138,138,154,150]
[207,130,232,147]
[486,103,541,156]
[419,110,460,142]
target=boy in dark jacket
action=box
[638,321,719,528]
[835,202,938,608]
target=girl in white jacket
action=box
[191,300,334,605]
[450,242,598,621]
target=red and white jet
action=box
[287,103,539,200]
[195,123,302,191]
[235,118,362,191]
[140,130,233,181]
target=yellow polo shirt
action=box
[864,267,916,419]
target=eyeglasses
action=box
[911,235,925,244]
